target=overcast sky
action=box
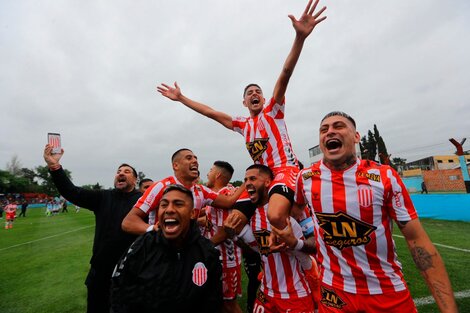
[1,0,469,188]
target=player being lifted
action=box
[158,0,326,236]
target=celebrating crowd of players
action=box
[41,0,458,312]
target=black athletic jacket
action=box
[111,221,223,313]
[49,167,141,278]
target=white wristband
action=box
[294,239,304,251]
[146,225,154,233]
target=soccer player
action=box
[121,148,244,235]
[203,161,243,313]
[157,0,327,233]
[138,178,154,193]
[294,111,458,312]
[4,201,17,229]
[224,165,317,313]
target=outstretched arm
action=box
[157,82,233,129]
[273,0,327,104]
[398,219,458,312]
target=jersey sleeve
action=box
[264,97,285,119]
[200,185,218,207]
[231,116,247,136]
[385,167,418,222]
[134,180,166,214]
[294,170,307,206]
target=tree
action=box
[360,130,377,161]
[137,171,146,183]
[374,124,390,164]
[231,180,243,187]
[35,165,72,196]
[6,155,22,176]
[82,183,104,190]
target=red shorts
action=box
[222,266,242,300]
[269,166,299,191]
[253,289,314,313]
[6,212,15,220]
[318,284,417,313]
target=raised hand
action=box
[288,0,327,39]
[156,82,182,101]
[43,144,64,168]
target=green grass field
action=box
[1,207,469,313]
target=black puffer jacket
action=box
[111,220,223,313]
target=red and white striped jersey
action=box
[295,159,418,295]
[232,97,299,170]
[134,176,218,224]
[4,204,16,213]
[250,203,310,299]
[204,187,242,269]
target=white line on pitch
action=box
[414,289,470,306]
[0,225,94,252]
[393,234,470,253]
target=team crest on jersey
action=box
[192,262,208,286]
[253,229,271,256]
[357,171,381,182]
[320,286,346,309]
[316,212,377,250]
[302,170,320,180]
[357,184,373,208]
[246,138,269,162]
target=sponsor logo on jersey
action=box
[357,184,373,208]
[302,170,320,180]
[256,289,267,304]
[192,262,208,286]
[357,171,381,182]
[393,191,403,208]
[253,229,271,256]
[316,212,377,250]
[246,138,269,162]
[320,286,346,309]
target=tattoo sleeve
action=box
[410,244,434,272]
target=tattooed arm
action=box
[398,219,458,312]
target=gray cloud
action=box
[1,0,469,187]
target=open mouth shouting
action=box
[246,185,258,203]
[115,175,128,188]
[162,217,181,235]
[325,138,343,153]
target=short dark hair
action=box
[139,178,153,188]
[214,160,234,176]
[243,83,262,97]
[171,148,192,163]
[162,184,194,206]
[118,163,137,178]
[246,164,274,180]
[321,111,356,128]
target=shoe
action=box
[304,257,321,304]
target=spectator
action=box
[43,144,142,313]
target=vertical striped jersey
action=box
[250,203,310,299]
[204,186,242,269]
[135,176,218,224]
[295,159,417,295]
[232,98,299,170]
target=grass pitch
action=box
[0,206,469,312]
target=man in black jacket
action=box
[43,144,142,313]
[111,184,223,313]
